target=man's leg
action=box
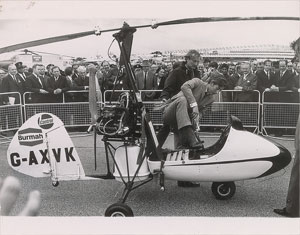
[156,124,171,148]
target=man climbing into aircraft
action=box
[157,49,201,148]
[160,75,227,149]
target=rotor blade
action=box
[0,16,299,54]
[0,30,95,54]
[153,16,300,27]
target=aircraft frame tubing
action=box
[102,137,153,204]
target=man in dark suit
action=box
[290,62,300,102]
[269,60,295,102]
[274,115,299,217]
[135,60,157,101]
[46,66,69,103]
[233,62,258,125]
[0,64,24,105]
[0,68,8,131]
[269,60,295,136]
[270,60,294,99]
[73,65,89,102]
[233,62,258,102]
[0,64,24,129]
[15,62,27,86]
[25,64,49,103]
[256,60,275,97]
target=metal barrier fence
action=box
[0,90,298,138]
[23,91,92,127]
[0,92,23,132]
[261,91,300,136]
[104,90,261,132]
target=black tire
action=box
[211,182,236,200]
[52,181,59,187]
[104,203,134,217]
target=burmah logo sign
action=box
[18,128,43,146]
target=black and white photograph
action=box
[0,1,299,234]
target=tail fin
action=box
[7,113,87,181]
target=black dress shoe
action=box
[273,208,291,217]
[177,181,200,187]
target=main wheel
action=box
[104,203,134,217]
[211,182,236,200]
[52,181,59,187]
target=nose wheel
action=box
[104,203,134,217]
[211,181,236,200]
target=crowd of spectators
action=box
[1,57,299,105]
[0,57,299,134]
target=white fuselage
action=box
[148,128,287,182]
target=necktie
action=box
[38,76,43,88]
[12,75,17,83]
[19,73,25,81]
[144,72,147,89]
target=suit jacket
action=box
[160,62,201,100]
[16,73,27,91]
[46,75,69,93]
[291,74,300,92]
[234,72,258,102]
[285,115,299,217]
[25,73,48,103]
[73,76,89,90]
[73,76,89,101]
[273,70,294,91]
[272,70,295,102]
[46,75,69,103]
[135,70,157,100]
[173,78,215,113]
[163,78,215,130]
[0,74,24,104]
[256,70,275,93]
[289,74,300,103]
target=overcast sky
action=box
[0,0,299,59]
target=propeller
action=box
[0,16,299,54]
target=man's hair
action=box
[209,61,218,69]
[264,59,272,65]
[64,67,73,76]
[219,63,229,70]
[8,64,16,70]
[51,66,60,72]
[46,64,54,70]
[279,60,287,65]
[184,49,200,60]
[210,75,227,89]
[203,58,211,63]
[77,66,86,73]
[32,64,40,70]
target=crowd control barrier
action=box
[104,90,261,131]
[0,92,23,131]
[261,91,300,137]
[1,89,298,144]
[23,91,92,127]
